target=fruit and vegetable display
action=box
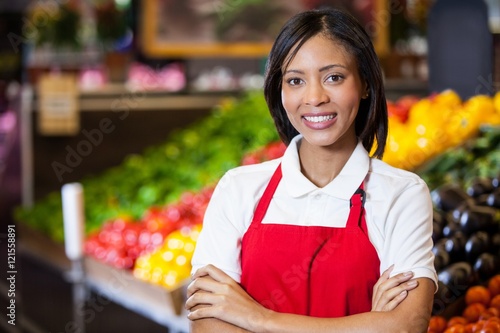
[418,125,500,191]
[82,141,286,288]
[133,224,202,289]
[430,176,500,315]
[428,275,500,333]
[382,90,500,171]
[83,188,213,270]
[15,91,279,242]
[16,90,500,244]
[15,88,500,317]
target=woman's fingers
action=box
[185,289,220,311]
[186,264,242,310]
[187,304,215,321]
[381,290,408,311]
[191,264,221,279]
[185,266,269,331]
[372,266,422,312]
[372,276,419,311]
[187,274,222,298]
[188,264,236,297]
[191,264,234,283]
[381,271,414,290]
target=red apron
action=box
[240,164,380,317]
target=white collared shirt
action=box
[191,135,438,287]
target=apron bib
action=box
[240,163,380,317]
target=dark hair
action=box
[264,8,388,158]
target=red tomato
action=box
[448,317,469,327]
[464,303,488,323]
[491,295,500,311]
[466,286,492,307]
[489,276,500,297]
[429,315,448,333]
[445,324,466,333]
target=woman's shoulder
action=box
[226,158,281,176]
[369,157,428,188]
[220,158,282,189]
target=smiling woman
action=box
[280,35,366,163]
[186,8,436,333]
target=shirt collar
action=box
[281,135,370,200]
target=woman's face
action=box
[281,34,366,149]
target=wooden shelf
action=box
[18,224,189,333]
[31,86,236,112]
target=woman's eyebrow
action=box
[284,64,347,75]
[319,64,347,72]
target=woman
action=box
[186,8,437,333]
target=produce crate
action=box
[18,223,189,332]
[84,257,188,330]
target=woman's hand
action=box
[371,265,418,312]
[185,264,270,331]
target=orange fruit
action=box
[429,315,448,333]
[466,286,492,307]
[491,295,500,311]
[481,308,500,321]
[464,303,488,323]
[484,319,500,332]
[487,308,500,318]
[489,276,500,297]
[448,317,469,327]
[477,321,487,330]
[480,322,500,333]
[445,324,466,333]
[464,323,475,333]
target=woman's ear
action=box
[362,84,369,99]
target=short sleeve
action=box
[382,181,438,290]
[190,172,244,282]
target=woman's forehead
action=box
[282,34,355,71]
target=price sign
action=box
[37,73,79,136]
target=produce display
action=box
[430,176,500,316]
[15,91,279,242]
[383,90,500,170]
[83,188,213,270]
[428,275,500,333]
[82,142,285,287]
[133,224,202,289]
[418,125,500,191]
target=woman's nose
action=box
[304,82,329,106]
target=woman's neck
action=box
[298,139,358,188]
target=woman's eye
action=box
[287,78,303,86]
[327,75,343,82]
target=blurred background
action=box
[1,1,500,332]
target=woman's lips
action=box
[302,113,337,129]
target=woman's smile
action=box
[302,112,337,129]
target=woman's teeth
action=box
[303,114,335,123]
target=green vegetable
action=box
[15,91,278,242]
[418,126,500,190]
